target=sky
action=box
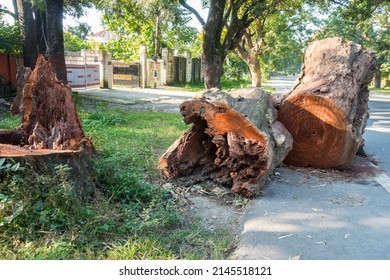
[1,0,208,33]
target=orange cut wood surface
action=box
[0,144,80,157]
[278,94,359,168]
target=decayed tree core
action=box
[10,54,85,150]
[161,88,293,197]
[161,100,268,197]
[1,55,95,195]
[277,37,376,168]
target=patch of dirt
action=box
[189,195,242,232]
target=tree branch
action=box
[329,0,349,7]
[178,0,205,27]
[0,7,18,20]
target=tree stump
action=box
[160,88,293,197]
[1,55,95,196]
[276,37,376,168]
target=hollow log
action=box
[1,55,95,195]
[160,88,293,197]
[276,37,376,168]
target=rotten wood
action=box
[276,37,376,168]
[160,88,293,197]
[10,55,85,150]
[1,55,95,195]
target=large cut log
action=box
[160,88,293,197]
[276,37,376,168]
[1,55,95,195]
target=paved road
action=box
[232,81,390,260]
[76,86,194,104]
[268,76,298,93]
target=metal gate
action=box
[174,56,186,83]
[112,62,140,87]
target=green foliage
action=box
[369,87,390,95]
[224,54,250,81]
[0,9,21,54]
[0,114,19,129]
[260,4,319,76]
[314,1,390,76]
[64,31,91,52]
[0,162,81,233]
[98,0,198,60]
[67,23,91,40]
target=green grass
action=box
[169,78,275,92]
[0,114,19,128]
[369,87,390,95]
[0,99,237,260]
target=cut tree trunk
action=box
[160,87,293,197]
[1,55,95,196]
[276,37,376,168]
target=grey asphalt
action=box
[76,86,194,104]
[232,76,390,260]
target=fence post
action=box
[162,48,174,85]
[185,52,192,83]
[100,50,112,89]
[140,45,148,88]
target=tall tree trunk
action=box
[203,50,225,89]
[374,67,381,88]
[45,0,67,84]
[202,0,226,89]
[235,26,264,88]
[248,56,261,87]
[17,0,39,69]
[35,9,47,57]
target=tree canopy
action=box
[0,4,21,54]
[95,0,198,60]
[315,0,389,86]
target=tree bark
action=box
[3,55,95,195]
[202,0,226,90]
[248,56,262,87]
[235,25,265,88]
[180,0,262,90]
[374,68,381,88]
[276,37,376,168]
[16,0,39,69]
[203,51,225,90]
[160,87,293,197]
[45,0,67,83]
